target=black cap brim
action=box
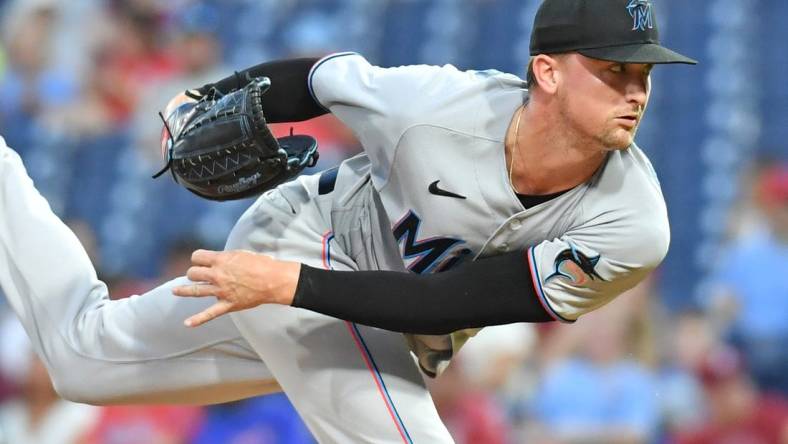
[579,43,697,65]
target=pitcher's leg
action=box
[225,189,454,443]
[232,283,454,443]
[0,138,275,405]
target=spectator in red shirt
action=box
[675,347,788,444]
[79,405,203,444]
[429,358,510,444]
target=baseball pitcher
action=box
[0,1,696,443]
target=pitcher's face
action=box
[556,54,652,150]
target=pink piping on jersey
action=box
[527,247,570,323]
[321,231,334,270]
[344,322,412,443]
[321,231,412,443]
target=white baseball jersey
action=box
[0,52,668,444]
[307,52,669,374]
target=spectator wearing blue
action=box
[706,164,788,394]
[0,1,78,153]
[529,310,660,443]
[191,394,315,444]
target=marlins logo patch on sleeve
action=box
[546,243,606,286]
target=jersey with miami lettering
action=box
[302,52,669,375]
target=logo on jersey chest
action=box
[428,180,467,199]
[392,210,471,274]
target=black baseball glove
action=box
[153,77,319,201]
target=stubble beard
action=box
[597,123,635,150]
[600,103,645,150]
[557,95,629,153]
[559,106,634,151]
[557,89,640,151]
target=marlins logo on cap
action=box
[529,0,697,64]
[627,0,654,31]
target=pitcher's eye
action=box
[610,63,625,73]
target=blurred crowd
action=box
[0,0,785,443]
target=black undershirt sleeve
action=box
[292,249,554,335]
[195,57,327,123]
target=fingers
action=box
[191,249,221,266]
[186,265,215,283]
[172,283,220,298]
[184,301,232,328]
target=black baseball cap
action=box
[530,0,697,65]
